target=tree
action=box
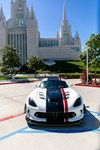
[80,34,100,83]
[28,56,44,72]
[1,45,21,78]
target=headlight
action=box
[73,97,82,107]
[29,97,37,107]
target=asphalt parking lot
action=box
[0,80,100,150]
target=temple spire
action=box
[56,31,59,39]
[29,5,35,19]
[63,0,67,22]
[74,30,81,45]
[62,0,68,27]
[15,0,26,3]
[15,0,27,7]
[0,5,5,21]
[75,30,79,38]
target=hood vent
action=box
[39,92,45,100]
[65,91,70,99]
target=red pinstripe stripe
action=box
[0,112,24,122]
[61,88,68,122]
[59,77,62,81]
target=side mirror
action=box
[35,84,38,88]
[35,83,40,88]
[69,84,73,86]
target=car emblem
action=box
[53,112,57,119]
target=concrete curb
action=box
[75,83,100,88]
[0,79,40,85]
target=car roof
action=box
[42,77,64,81]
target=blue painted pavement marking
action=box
[89,111,100,117]
[86,109,100,117]
[0,126,48,141]
[0,125,100,141]
[0,126,28,141]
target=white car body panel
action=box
[25,78,85,124]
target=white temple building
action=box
[0,0,81,64]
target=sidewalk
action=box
[0,78,39,85]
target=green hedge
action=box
[0,73,99,80]
[59,73,80,79]
[60,73,100,79]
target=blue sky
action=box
[0,0,99,49]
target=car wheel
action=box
[24,104,26,113]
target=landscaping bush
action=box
[59,73,81,79]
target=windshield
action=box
[39,80,69,89]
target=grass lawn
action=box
[0,76,8,80]
[44,61,85,73]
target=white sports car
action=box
[24,77,85,125]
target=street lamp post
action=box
[86,47,88,84]
[83,46,88,84]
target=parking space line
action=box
[0,126,28,141]
[0,112,24,122]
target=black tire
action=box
[24,104,26,113]
[27,122,33,128]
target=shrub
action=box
[59,73,80,79]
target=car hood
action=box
[27,87,82,111]
[30,87,80,102]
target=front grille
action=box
[34,112,76,119]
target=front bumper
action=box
[25,116,84,126]
[25,104,84,124]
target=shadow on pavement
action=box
[28,110,100,133]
